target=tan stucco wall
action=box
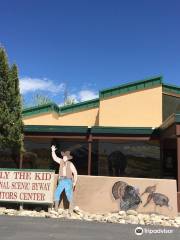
[59,108,99,127]
[23,108,99,127]
[71,176,177,216]
[23,113,59,125]
[99,86,163,127]
[23,86,163,128]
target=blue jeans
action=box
[54,178,73,202]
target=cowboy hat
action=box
[61,151,73,160]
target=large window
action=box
[0,147,19,168]
[24,138,88,174]
[92,140,161,178]
[23,138,161,178]
[23,138,52,169]
[163,94,180,121]
[162,139,177,179]
[51,139,88,175]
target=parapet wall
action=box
[55,175,177,216]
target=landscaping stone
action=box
[118,211,126,217]
[126,210,138,216]
[0,207,179,227]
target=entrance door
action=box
[163,149,177,179]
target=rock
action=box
[58,208,65,215]
[83,217,93,221]
[4,209,17,215]
[151,215,163,224]
[138,214,144,220]
[89,214,100,221]
[161,216,170,221]
[38,211,46,217]
[0,207,6,213]
[45,212,51,218]
[107,215,119,223]
[50,215,58,218]
[142,214,150,222]
[139,220,145,225]
[118,219,126,224]
[61,209,70,218]
[70,214,82,220]
[118,211,126,217]
[126,210,138,216]
[100,217,108,222]
[18,210,33,216]
[0,205,179,228]
[73,206,80,213]
[73,206,84,217]
[168,219,175,225]
[125,215,139,224]
[49,209,58,216]
[161,221,171,227]
[171,223,179,228]
[99,213,112,222]
[175,217,180,225]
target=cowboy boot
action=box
[54,201,59,212]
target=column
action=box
[88,134,92,175]
[177,137,180,212]
[19,152,23,169]
[160,140,164,178]
[177,137,180,192]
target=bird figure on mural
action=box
[143,192,170,208]
[141,184,157,196]
[142,185,171,209]
[112,181,142,211]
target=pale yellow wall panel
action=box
[59,108,99,127]
[23,108,99,127]
[23,113,58,125]
[99,86,162,127]
[23,87,162,128]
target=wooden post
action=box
[19,204,23,211]
[48,204,53,212]
[19,152,23,169]
[19,152,23,210]
[177,136,180,212]
[88,134,92,175]
[160,140,164,178]
[177,137,180,192]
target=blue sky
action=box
[0,0,179,106]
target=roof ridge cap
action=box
[100,75,163,94]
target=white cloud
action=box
[58,90,98,106]
[20,77,65,94]
[78,90,98,101]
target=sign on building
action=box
[0,169,55,204]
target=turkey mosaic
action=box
[112,181,142,211]
[112,181,171,211]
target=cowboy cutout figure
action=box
[51,145,77,211]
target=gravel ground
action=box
[0,206,180,228]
